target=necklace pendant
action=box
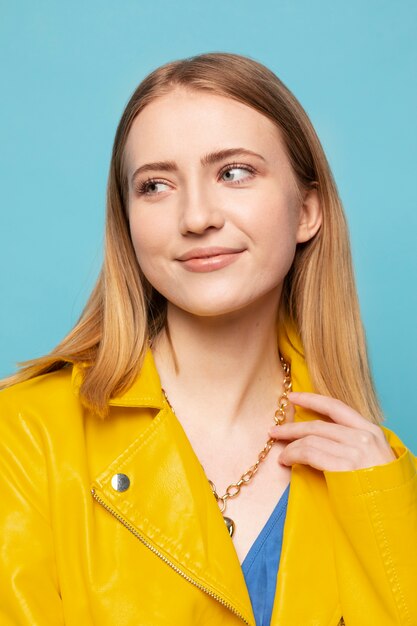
[224,516,235,537]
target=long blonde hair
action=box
[1,52,383,422]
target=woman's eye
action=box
[220,165,254,184]
[138,180,170,195]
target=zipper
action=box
[91,488,251,625]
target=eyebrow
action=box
[130,148,266,185]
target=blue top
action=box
[241,483,290,626]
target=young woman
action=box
[1,53,416,626]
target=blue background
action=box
[1,1,416,450]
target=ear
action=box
[296,187,322,243]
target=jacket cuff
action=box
[323,445,416,497]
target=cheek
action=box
[253,195,299,250]
[252,198,300,278]
[128,211,169,268]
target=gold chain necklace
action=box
[162,355,291,538]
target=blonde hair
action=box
[1,52,383,422]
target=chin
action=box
[168,292,271,320]
[176,301,245,318]
[163,282,281,320]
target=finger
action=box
[279,435,396,470]
[269,419,372,446]
[288,391,378,430]
[279,438,358,472]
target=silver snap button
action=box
[111,473,130,492]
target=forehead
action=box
[124,88,288,171]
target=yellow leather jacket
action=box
[1,330,416,625]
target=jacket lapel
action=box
[271,463,341,623]
[92,401,256,625]
[272,323,342,623]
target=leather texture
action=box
[1,326,416,625]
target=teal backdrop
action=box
[1,1,416,450]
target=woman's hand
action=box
[268,391,397,471]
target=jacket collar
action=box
[71,348,165,409]
[278,321,322,419]
[71,321,319,416]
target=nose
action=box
[178,183,225,236]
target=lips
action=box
[176,247,245,261]
[176,247,246,273]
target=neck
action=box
[152,292,285,430]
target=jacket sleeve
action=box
[324,427,417,625]
[0,392,65,625]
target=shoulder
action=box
[0,365,82,435]
[1,365,73,403]
[0,366,89,500]
[380,423,416,461]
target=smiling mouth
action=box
[177,248,245,273]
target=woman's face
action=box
[125,88,320,318]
